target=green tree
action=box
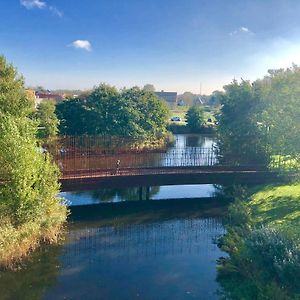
[259,65,300,157]
[0,56,34,116]
[186,105,205,132]
[217,79,269,165]
[56,84,169,139]
[179,92,196,106]
[208,90,225,106]
[143,84,155,92]
[218,66,300,166]
[0,55,67,267]
[56,98,89,135]
[35,100,59,139]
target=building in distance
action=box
[154,91,178,108]
[35,91,65,105]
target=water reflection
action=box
[173,134,216,148]
[0,245,63,300]
[0,198,227,300]
[61,184,216,206]
[47,218,224,300]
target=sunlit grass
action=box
[269,155,300,170]
[249,184,300,226]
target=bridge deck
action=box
[60,166,287,191]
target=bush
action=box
[186,105,205,132]
[0,115,68,268]
[0,55,68,268]
[218,195,300,299]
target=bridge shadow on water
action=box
[69,197,230,224]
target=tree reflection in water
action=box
[0,244,63,300]
[71,186,160,203]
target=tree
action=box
[258,65,300,157]
[178,92,196,106]
[218,66,300,166]
[56,98,89,135]
[0,55,67,266]
[217,79,269,165]
[143,84,155,92]
[56,84,169,138]
[208,90,225,106]
[186,105,205,132]
[35,100,59,139]
[0,56,34,116]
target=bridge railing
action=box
[56,147,220,177]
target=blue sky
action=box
[1,0,300,94]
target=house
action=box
[154,91,178,108]
[35,91,65,105]
[193,96,204,105]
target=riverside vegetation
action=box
[0,56,68,268]
[217,65,300,299]
[56,84,172,149]
[218,184,300,299]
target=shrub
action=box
[186,105,205,132]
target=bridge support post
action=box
[146,186,150,200]
[139,186,143,201]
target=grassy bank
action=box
[167,123,215,134]
[218,183,300,299]
[0,207,67,269]
[250,184,300,225]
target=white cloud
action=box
[20,0,46,9]
[49,6,63,17]
[230,27,254,36]
[20,0,63,17]
[71,40,92,52]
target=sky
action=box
[1,0,300,94]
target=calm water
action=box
[172,134,216,149]
[61,184,217,205]
[1,198,226,300]
[1,135,227,300]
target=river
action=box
[0,134,227,300]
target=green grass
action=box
[169,108,187,125]
[249,184,300,226]
[269,155,300,170]
[169,106,218,126]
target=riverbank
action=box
[218,183,300,299]
[167,123,216,134]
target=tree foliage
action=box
[56,84,169,138]
[217,79,269,165]
[0,55,67,267]
[0,56,34,116]
[218,65,300,166]
[35,100,59,139]
[186,105,205,132]
[259,65,300,157]
[143,84,155,92]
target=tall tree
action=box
[35,100,59,139]
[0,56,34,116]
[217,79,269,165]
[258,65,300,157]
